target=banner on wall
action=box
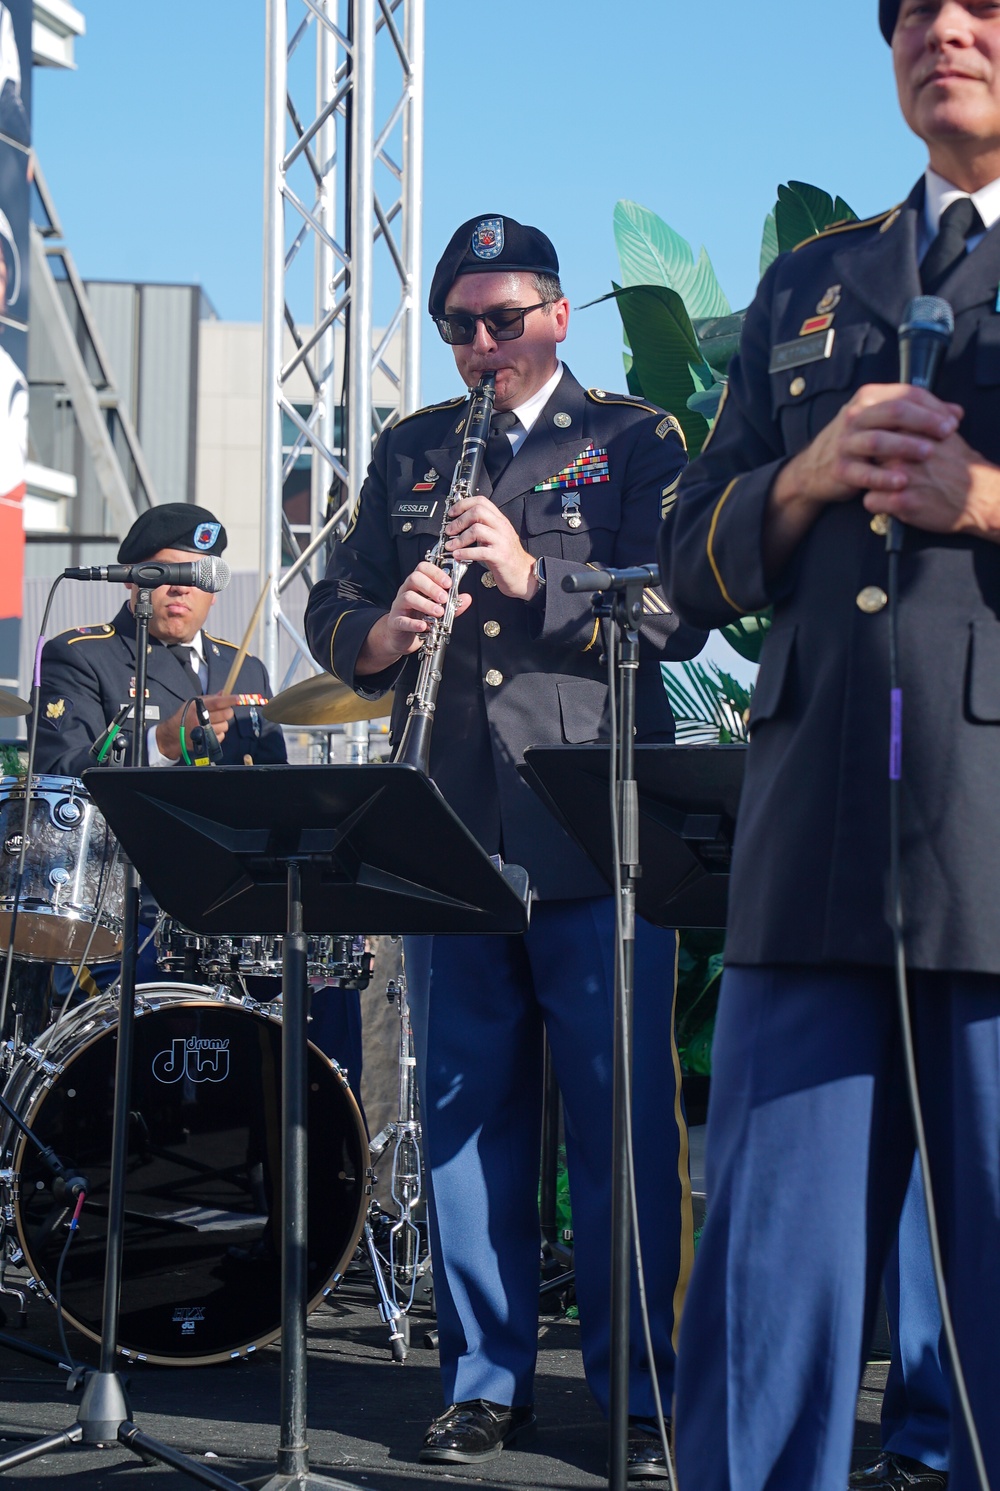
[0,0,30,687]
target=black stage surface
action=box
[0,1264,888,1489]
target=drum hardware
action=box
[0,775,125,967]
[358,967,432,1363]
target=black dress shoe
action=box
[622,1420,671,1481]
[849,1452,948,1490]
[419,1399,536,1464]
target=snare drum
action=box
[1,984,369,1364]
[0,775,124,964]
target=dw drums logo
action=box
[152,1036,230,1084]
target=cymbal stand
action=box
[363,967,430,1362]
[0,586,247,1489]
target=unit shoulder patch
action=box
[654,414,687,449]
[792,205,902,253]
[63,623,116,645]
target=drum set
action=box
[0,745,429,1369]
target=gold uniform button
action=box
[401,521,413,533]
[789,376,807,397]
[485,669,503,687]
[869,512,891,536]
[481,570,497,588]
[483,620,500,638]
[856,585,888,614]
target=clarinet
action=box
[392,372,497,774]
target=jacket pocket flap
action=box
[748,623,796,728]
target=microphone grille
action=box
[902,295,955,335]
[194,555,232,593]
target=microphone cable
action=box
[886,519,990,1491]
[604,618,678,1491]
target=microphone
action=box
[63,557,231,594]
[189,697,223,765]
[898,295,954,390]
[89,701,133,762]
[562,563,660,594]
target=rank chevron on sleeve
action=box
[533,444,610,492]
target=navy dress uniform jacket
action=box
[305,365,707,900]
[34,601,287,778]
[660,180,1000,974]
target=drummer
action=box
[32,505,364,1097]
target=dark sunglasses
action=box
[433,300,552,346]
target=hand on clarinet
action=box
[445,495,539,600]
[356,560,473,675]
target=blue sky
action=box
[33,0,927,409]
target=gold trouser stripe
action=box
[706,478,743,613]
[668,928,695,1353]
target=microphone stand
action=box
[0,588,246,1489]
[565,565,648,1491]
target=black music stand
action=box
[84,762,529,1491]
[522,743,746,931]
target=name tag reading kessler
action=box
[392,498,438,520]
[769,327,836,374]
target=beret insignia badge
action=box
[471,218,503,260]
[193,521,221,551]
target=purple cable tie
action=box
[889,687,903,781]
[33,636,45,689]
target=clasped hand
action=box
[781,383,1000,538]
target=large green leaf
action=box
[693,312,745,376]
[605,284,712,454]
[759,210,779,278]
[613,200,731,319]
[774,180,858,253]
[720,611,771,663]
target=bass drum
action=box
[2,984,368,1365]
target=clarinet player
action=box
[306,214,705,1477]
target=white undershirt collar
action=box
[505,363,564,457]
[922,166,1000,257]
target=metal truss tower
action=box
[260,0,425,689]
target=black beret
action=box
[118,503,228,564]
[428,214,560,318]
[880,0,898,41]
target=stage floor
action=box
[0,1266,887,1489]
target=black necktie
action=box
[168,643,203,692]
[484,409,520,488]
[921,197,983,294]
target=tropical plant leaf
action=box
[662,659,753,743]
[605,284,712,454]
[613,200,731,319]
[687,384,725,420]
[774,180,858,253]
[759,210,779,278]
[692,312,745,376]
[720,611,772,663]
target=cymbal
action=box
[263,674,393,726]
[0,689,30,718]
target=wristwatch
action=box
[532,556,546,588]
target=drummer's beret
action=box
[880,0,898,41]
[118,504,228,564]
[428,214,560,318]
